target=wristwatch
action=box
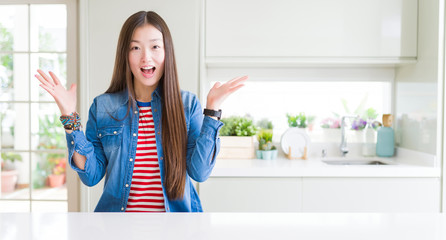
[203,108,222,120]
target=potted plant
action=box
[351,118,367,131]
[307,115,316,131]
[255,119,277,160]
[47,157,66,187]
[320,117,341,129]
[347,107,382,143]
[37,113,67,188]
[320,117,341,142]
[283,113,311,159]
[256,129,278,160]
[219,116,258,159]
[350,117,367,142]
[256,118,273,130]
[1,152,22,193]
[286,113,307,128]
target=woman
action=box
[35,11,247,212]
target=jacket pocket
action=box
[97,125,124,153]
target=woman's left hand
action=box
[206,75,248,110]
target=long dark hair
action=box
[106,11,187,200]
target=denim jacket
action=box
[65,87,223,212]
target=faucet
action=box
[340,115,359,157]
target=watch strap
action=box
[203,108,222,120]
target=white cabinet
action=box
[199,177,440,212]
[205,0,417,59]
[199,177,302,212]
[302,177,441,212]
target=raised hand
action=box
[206,75,248,110]
[35,69,77,116]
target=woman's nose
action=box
[141,49,151,62]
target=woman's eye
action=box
[153,45,161,49]
[131,46,140,50]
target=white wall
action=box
[79,0,200,211]
[394,0,441,155]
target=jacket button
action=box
[98,133,102,137]
[154,109,157,112]
[121,207,124,211]
[160,157,163,160]
[113,131,117,134]
[71,141,74,145]
[126,184,129,187]
[157,131,160,135]
[133,133,136,137]
[130,158,133,162]
[134,111,137,114]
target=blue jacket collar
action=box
[115,85,162,106]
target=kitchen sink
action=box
[322,158,392,165]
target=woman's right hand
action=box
[35,69,77,116]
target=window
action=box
[205,68,393,144]
[0,2,75,212]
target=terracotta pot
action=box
[48,174,65,188]
[1,170,18,193]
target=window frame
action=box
[0,0,78,212]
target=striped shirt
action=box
[126,101,165,212]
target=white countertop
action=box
[211,148,440,177]
[2,212,445,240]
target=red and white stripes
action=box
[126,105,165,212]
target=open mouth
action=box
[141,66,155,76]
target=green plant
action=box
[307,115,316,125]
[256,118,273,130]
[37,113,66,175]
[364,107,378,120]
[287,113,307,128]
[0,23,14,89]
[341,95,368,116]
[37,113,66,151]
[33,162,47,189]
[341,96,379,120]
[257,129,276,151]
[220,116,258,136]
[50,158,66,175]
[1,152,22,171]
[220,117,236,136]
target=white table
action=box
[1,212,445,240]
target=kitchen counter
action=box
[211,148,440,178]
[1,212,445,240]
